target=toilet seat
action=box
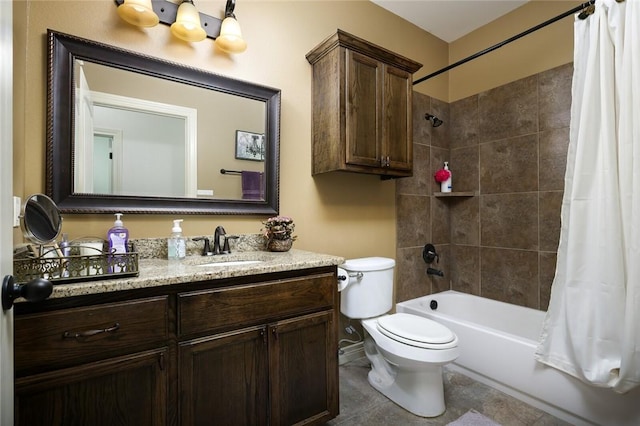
[377,313,457,349]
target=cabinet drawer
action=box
[15,296,169,376]
[179,272,335,337]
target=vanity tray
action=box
[13,252,139,285]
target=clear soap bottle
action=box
[168,219,186,261]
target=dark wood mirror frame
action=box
[46,30,280,215]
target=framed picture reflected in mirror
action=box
[235,130,265,161]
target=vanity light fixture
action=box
[171,0,207,42]
[114,0,247,53]
[117,0,159,27]
[214,0,247,53]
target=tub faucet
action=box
[427,267,444,277]
[213,226,226,255]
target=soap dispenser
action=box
[168,219,186,261]
[107,213,129,254]
[441,162,452,193]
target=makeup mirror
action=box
[20,194,62,245]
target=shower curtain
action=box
[535,0,639,393]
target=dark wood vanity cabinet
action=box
[178,272,338,425]
[14,296,170,426]
[15,348,168,426]
[306,30,422,178]
[14,267,339,426]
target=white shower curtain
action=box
[535,0,640,393]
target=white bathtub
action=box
[397,290,640,426]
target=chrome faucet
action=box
[213,226,226,255]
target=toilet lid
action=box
[377,313,457,349]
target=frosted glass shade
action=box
[214,16,247,53]
[171,1,207,42]
[117,0,159,28]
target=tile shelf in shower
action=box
[434,191,478,198]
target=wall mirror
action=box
[46,30,280,215]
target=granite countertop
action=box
[47,249,345,299]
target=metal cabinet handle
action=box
[63,322,120,339]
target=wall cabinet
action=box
[14,267,339,426]
[306,30,422,178]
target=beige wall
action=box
[446,0,580,101]
[12,0,580,262]
[13,1,447,260]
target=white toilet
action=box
[338,257,459,417]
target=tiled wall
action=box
[396,63,573,311]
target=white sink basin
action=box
[197,260,263,267]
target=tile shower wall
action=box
[396,63,572,311]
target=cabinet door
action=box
[15,348,167,426]
[383,65,413,172]
[179,326,269,426]
[345,50,382,168]
[269,310,338,426]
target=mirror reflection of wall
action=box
[73,59,266,200]
[93,103,189,197]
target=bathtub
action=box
[397,290,640,426]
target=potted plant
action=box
[262,216,297,252]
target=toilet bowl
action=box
[338,257,459,417]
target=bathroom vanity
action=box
[13,250,342,426]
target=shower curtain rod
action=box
[413,0,596,86]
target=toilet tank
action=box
[339,257,395,319]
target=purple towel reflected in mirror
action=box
[241,171,264,200]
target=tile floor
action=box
[325,357,571,426]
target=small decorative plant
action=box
[262,216,297,241]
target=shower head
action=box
[425,113,443,127]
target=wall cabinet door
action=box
[383,65,413,172]
[15,348,167,426]
[345,50,413,173]
[269,310,338,426]
[345,50,382,168]
[179,326,269,426]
